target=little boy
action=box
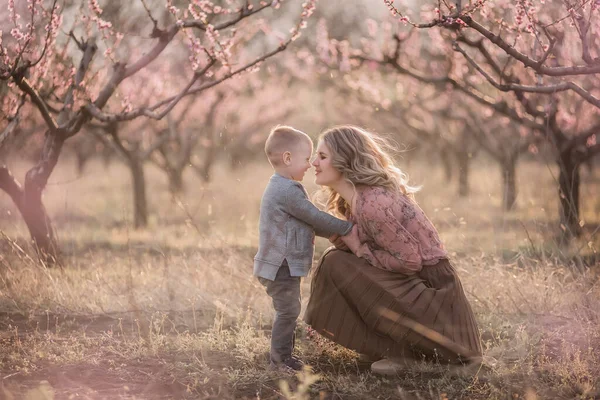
[254,125,353,372]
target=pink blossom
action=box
[8,0,20,26]
[188,4,201,20]
[88,0,103,15]
[10,28,23,41]
[166,0,180,15]
[290,29,301,42]
[383,0,398,17]
[97,19,112,29]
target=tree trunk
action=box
[167,167,184,194]
[0,166,59,263]
[558,151,582,240]
[200,148,216,183]
[457,151,470,197]
[439,148,453,182]
[75,152,88,177]
[501,153,518,211]
[101,144,112,170]
[129,158,148,228]
[0,131,64,263]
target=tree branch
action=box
[575,11,600,66]
[182,1,272,31]
[13,75,58,131]
[464,16,600,76]
[85,59,214,123]
[85,41,288,123]
[358,54,546,131]
[30,0,60,68]
[456,35,503,77]
[59,38,97,127]
[124,26,179,79]
[453,42,600,109]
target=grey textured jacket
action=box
[254,174,353,280]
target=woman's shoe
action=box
[370,358,410,375]
[357,353,380,363]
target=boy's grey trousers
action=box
[258,260,301,364]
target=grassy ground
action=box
[0,155,599,399]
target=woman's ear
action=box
[283,151,292,165]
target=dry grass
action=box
[0,155,599,399]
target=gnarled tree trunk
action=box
[0,131,64,263]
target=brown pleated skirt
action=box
[304,249,482,364]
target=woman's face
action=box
[312,140,343,187]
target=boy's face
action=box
[284,140,313,182]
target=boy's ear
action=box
[282,151,292,165]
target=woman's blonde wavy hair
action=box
[318,125,420,217]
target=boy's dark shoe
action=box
[269,356,304,372]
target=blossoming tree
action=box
[378,0,600,239]
[0,0,317,262]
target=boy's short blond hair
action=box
[265,125,312,166]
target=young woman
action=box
[305,125,482,375]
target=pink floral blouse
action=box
[344,185,448,275]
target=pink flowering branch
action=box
[30,0,60,68]
[453,42,600,109]
[356,51,545,132]
[84,57,214,122]
[78,0,319,126]
[463,16,600,76]
[383,1,600,77]
[181,1,272,31]
[84,36,292,123]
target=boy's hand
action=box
[329,233,349,251]
[340,224,361,253]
